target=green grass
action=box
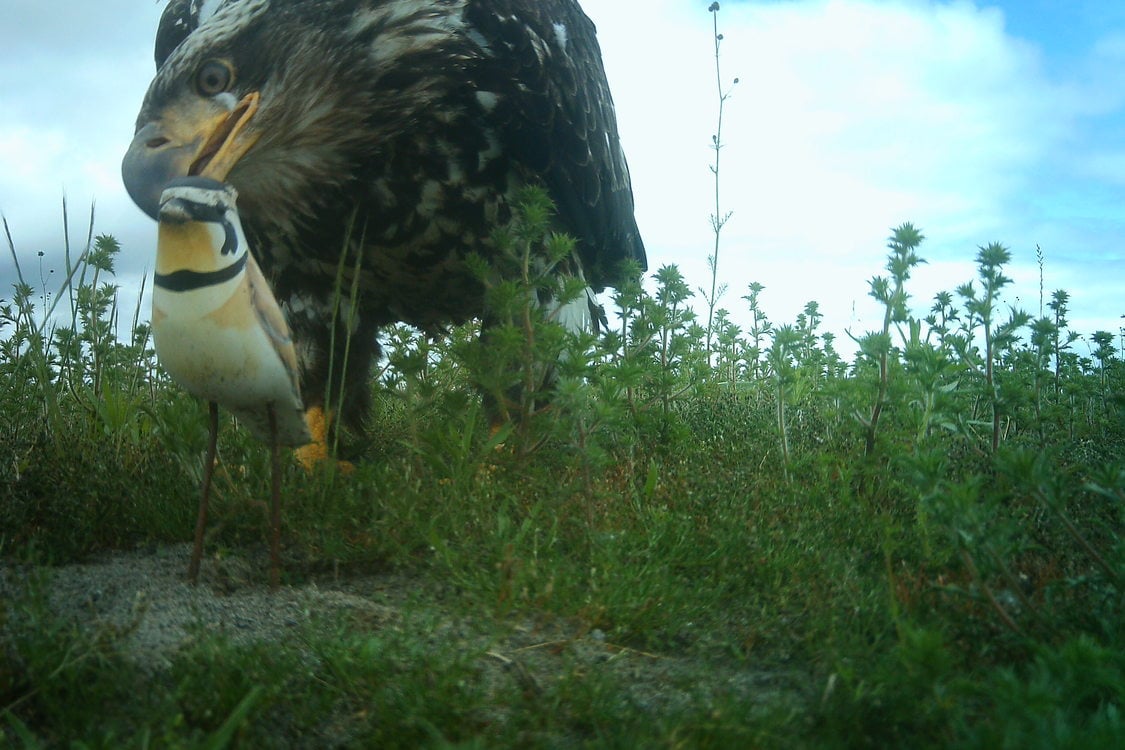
[1,197,1122,747]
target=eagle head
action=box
[123,1,271,218]
[122,0,372,229]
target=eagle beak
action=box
[122,92,260,219]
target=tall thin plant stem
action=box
[704,2,737,362]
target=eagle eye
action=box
[195,60,234,97]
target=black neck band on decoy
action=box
[154,252,247,292]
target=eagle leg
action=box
[293,405,354,474]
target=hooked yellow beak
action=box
[122,92,259,219]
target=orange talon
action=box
[294,405,355,474]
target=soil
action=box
[1,544,806,742]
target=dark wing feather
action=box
[467,0,647,288]
[155,0,204,67]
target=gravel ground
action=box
[2,545,407,672]
[1,543,805,741]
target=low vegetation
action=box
[1,190,1122,747]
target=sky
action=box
[1,0,1123,359]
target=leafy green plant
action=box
[460,186,592,452]
[950,242,1032,452]
[766,324,800,481]
[854,222,926,458]
[741,281,772,382]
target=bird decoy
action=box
[123,0,647,458]
[152,175,311,589]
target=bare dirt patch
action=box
[2,544,806,744]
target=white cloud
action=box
[0,127,67,187]
[1,2,161,293]
[581,0,1122,346]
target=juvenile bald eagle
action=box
[123,0,646,450]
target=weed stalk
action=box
[703,2,737,362]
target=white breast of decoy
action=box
[153,177,311,447]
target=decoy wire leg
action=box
[189,401,220,584]
[268,405,282,591]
